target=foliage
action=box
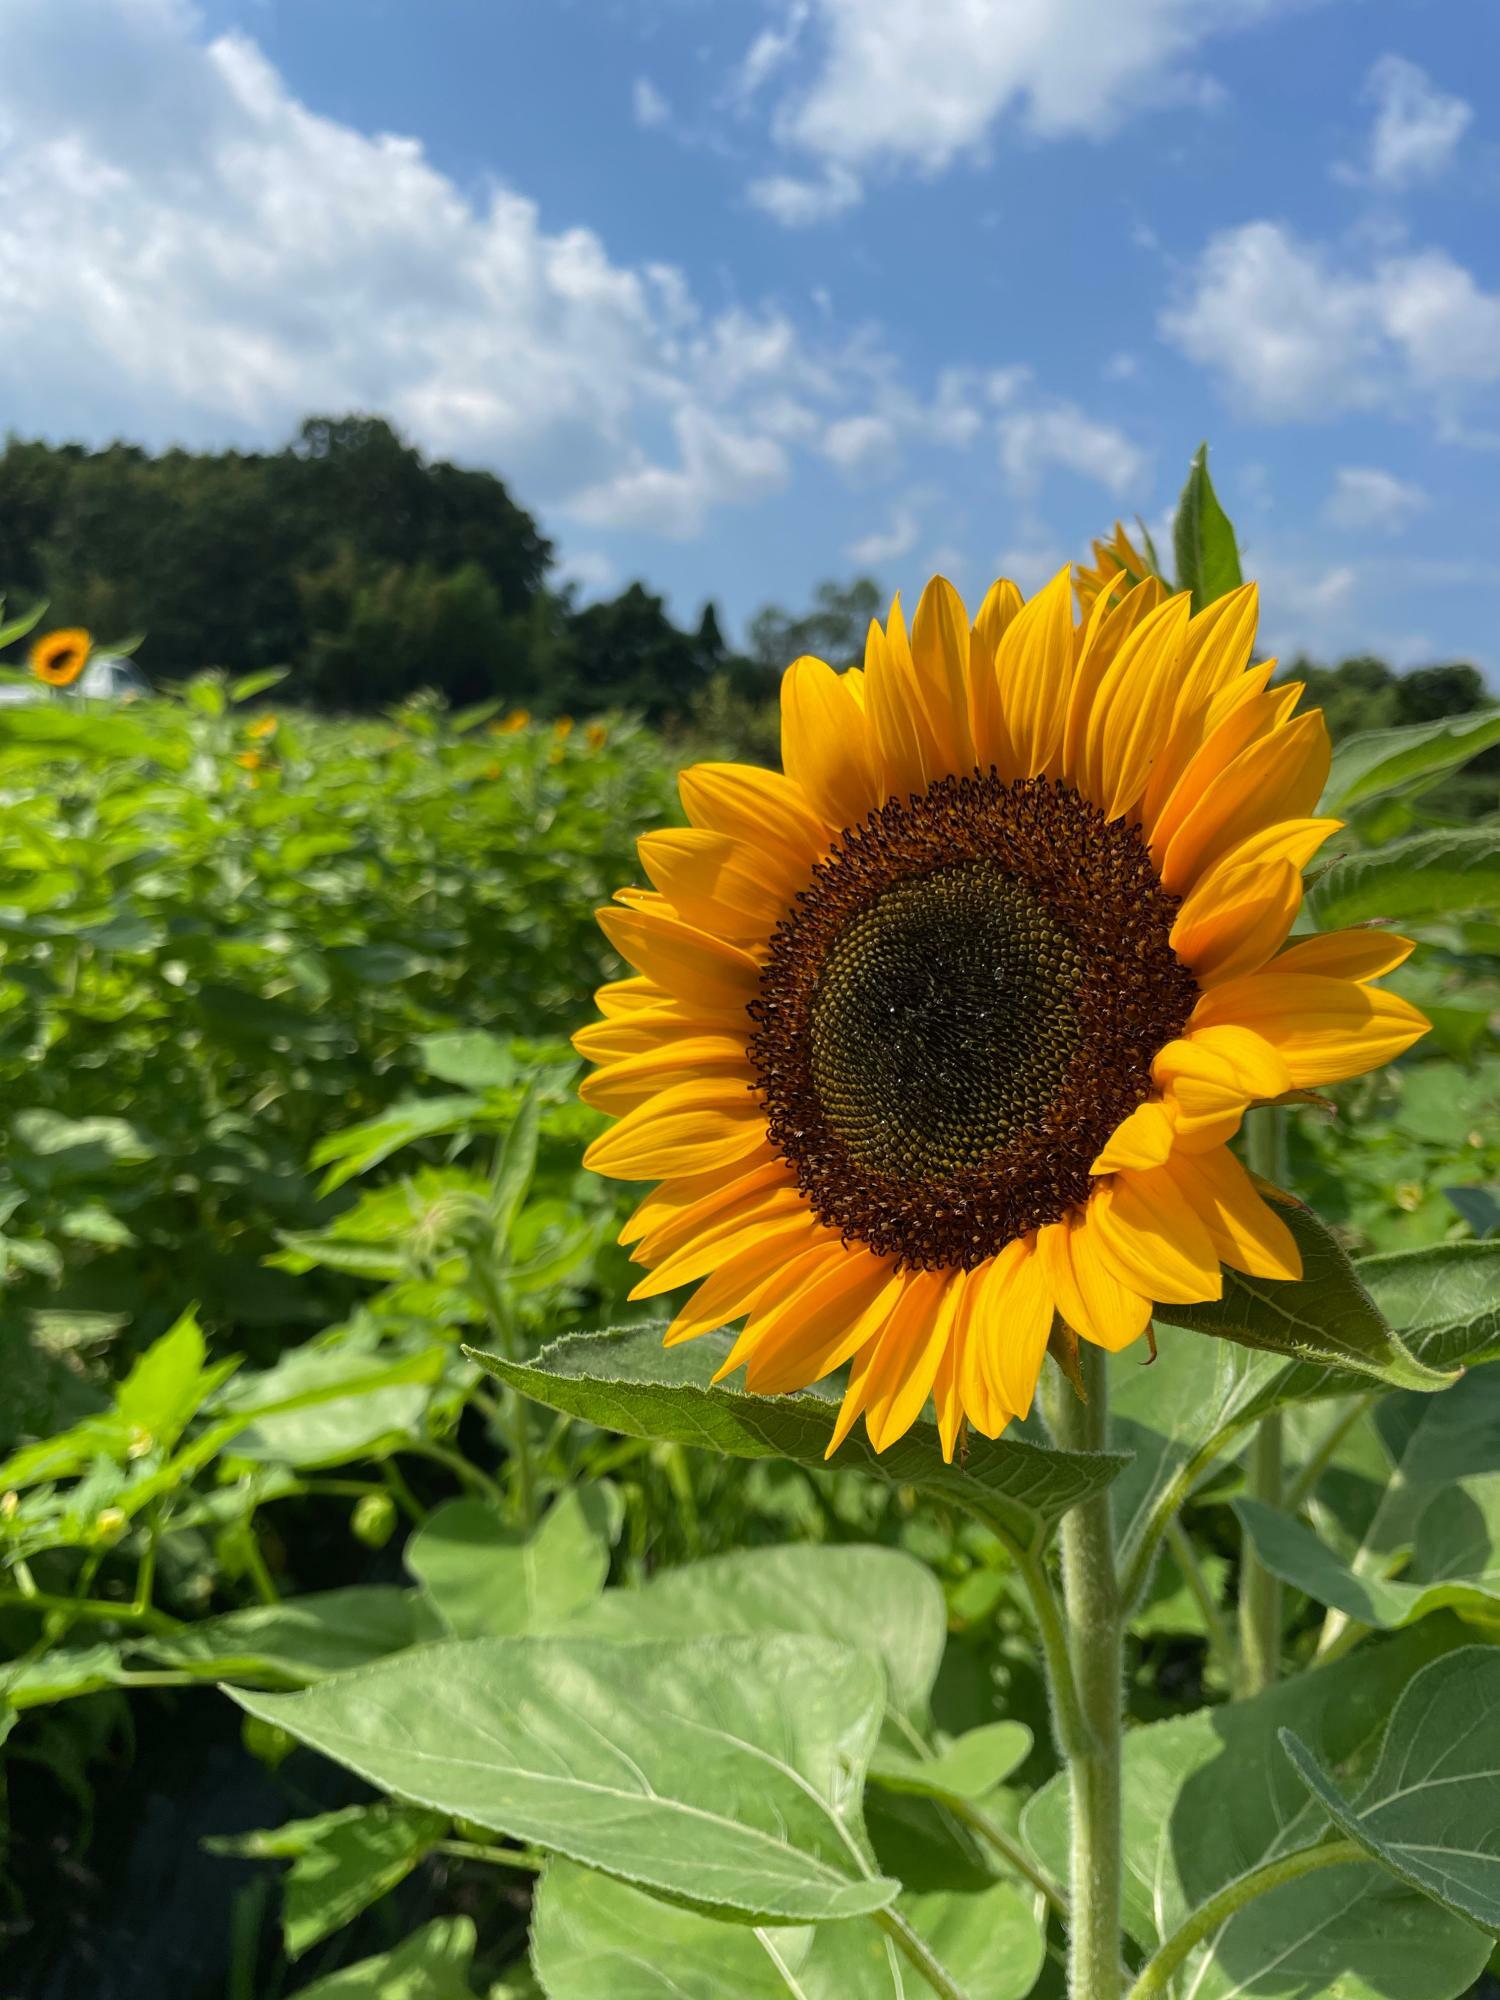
[1,455,1499,2000]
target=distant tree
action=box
[747,577,882,675]
[560,583,733,717]
[1396,662,1486,724]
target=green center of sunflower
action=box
[749,772,1199,1270]
[808,865,1084,1180]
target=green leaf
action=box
[415,1031,517,1091]
[1322,710,1500,813]
[1236,1362,1500,1630]
[869,1722,1032,1804]
[115,1308,230,1451]
[1358,1241,1500,1372]
[1159,1200,1452,1390]
[466,1325,1127,1550]
[214,1339,446,1468]
[207,1802,446,1957]
[5,1642,127,1710]
[1023,1618,1485,1994]
[230,1634,899,1925]
[405,1486,620,1639]
[137,1585,441,1684]
[1172,443,1243,612]
[229,668,289,702]
[1309,828,1500,928]
[1282,1648,1500,1934]
[310,1095,487,1195]
[491,1077,542,1247]
[532,1862,1044,2000]
[568,1543,947,1728]
[285,1917,479,2000]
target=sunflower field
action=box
[4,458,1500,2000]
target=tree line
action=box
[0,415,1490,752]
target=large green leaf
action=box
[531,1861,1044,2000]
[1282,1649,1500,1936]
[567,1543,946,1729]
[216,1339,445,1468]
[207,1802,446,1957]
[467,1325,1127,1549]
[286,1917,479,2000]
[230,1634,899,1925]
[869,1722,1032,1805]
[1161,1202,1452,1389]
[1236,1362,1500,1631]
[1023,1618,1485,1995]
[405,1486,619,1639]
[1309,828,1500,928]
[138,1585,441,1683]
[1358,1241,1500,1373]
[1322,710,1500,813]
[1173,444,1243,612]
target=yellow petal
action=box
[664,1215,830,1345]
[579,1035,753,1114]
[1269,930,1415,984]
[1170,583,1260,730]
[573,1001,717,1063]
[910,576,977,776]
[1090,1098,1177,1174]
[1144,669,1280,856]
[866,597,934,804]
[965,1236,1054,1417]
[969,579,1024,772]
[617,1153,786,1246]
[593,975,670,1018]
[1161,1146,1302,1281]
[583,1076,766,1180]
[1191,971,1430,1087]
[736,1251,901,1394]
[780,655,879,833]
[1171,858,1304,986]
[629,1197,822,1301]
[679,760,829,862]
[597,904,761,1014]
[995,568,1075,780]
[1061,574,1165,787]
[629,1175,807,1285]
[637,828,801,942]
[1091,1168,1225,1306]
[1160,711,1332,896]
[1082,593,1193,822]
[859,1268,962,1452]
[1041,1209,1153,1352]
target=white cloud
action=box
[759,0,1303,176]
[847,506,920,566]
[732,4,811,103]
[747,163,863,226]
[1325,466,1429,534]
[557,549,618,600]
[1163,221,1500,419]
[998,403,1148,495]
[0,0,948,545]
[632,77,671,130]
[1103,351,1140,381]
[821,412,898,471]
[1344,55,1472,190]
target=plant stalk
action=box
[871,1905,973,2000]
[1049,1341,1124,2000]
[1125,1840,1363,1997]
[1237,1107,1286,1696]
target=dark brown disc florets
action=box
[748,772,1198,1269]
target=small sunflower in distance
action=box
[29,628,92,688]
[1075,523,1156,610]
[576,570,1428,1458]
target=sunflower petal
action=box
[1041,1210,1153,1351]
[1170,858,1304,986]
[866,598,934,804]
[859,1268,962,1452]
[781,656,879,832]
[996,568,1074,779]
[966,1236,1054,1418]
[596,905,761,1013]
[1191,971,1430,1086]
[637,828,803,941]
[1160,711,1332,896]
[583,1077,766,1180]
[736,1251,902,1395]
[1161,1145,1302,1281]
[679,760,829,862]
[1269,930,1415,983]
[910,576,977,776]
[664,1215,830,1346]
[1091,1098,1177,1174]
[1091,1167,1225,1305]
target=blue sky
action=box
[4,0,1500,674]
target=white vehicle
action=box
[0,653,150,706]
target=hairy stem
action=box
[1048,1342,1124,2000]
[871,1905,973,2000]
[1126,1841,1363,1997]
[1237,1107,1286,1696]
[946,1795,1070,1922]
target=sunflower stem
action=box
[1237,1107,1286,1696]
[871,1905,973,2000]
[1048,1342,1124,2000]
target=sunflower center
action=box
[809,865,1084,1180]
[749,772,1199,1270]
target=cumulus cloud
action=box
[747,163,863,226]
[752,0,1303,180]
[1340,55,1472,190]
[1162,221,1500,419]
[1324,467,1429,533]
[998,403,1148,495]
[846,506,920,565]
[632,77,671,130]
[0,0,939,542]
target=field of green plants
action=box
[3,640,1500,1999]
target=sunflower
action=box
[1075,524,1156,610]
[29,628,92,687]
[576,571,1427,1459]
